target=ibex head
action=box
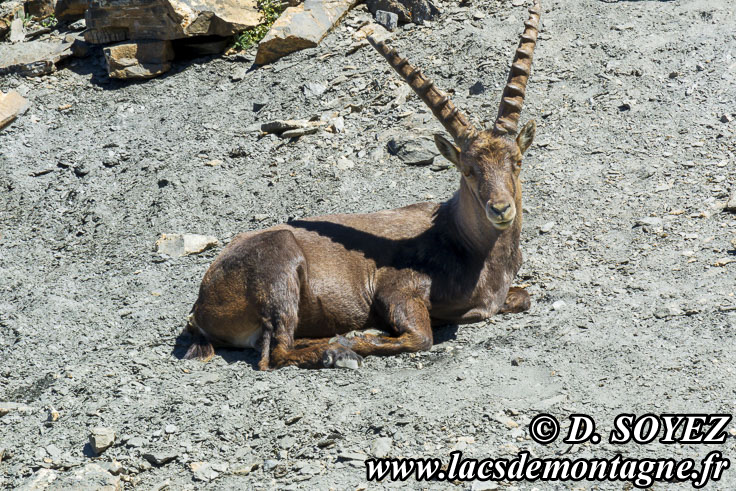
[369,0,541,231]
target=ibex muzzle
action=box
[183,0,542,369]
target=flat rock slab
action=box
[156,233,218,257]
[255,0,361,65]
[0,401,35,416]
[104,40,174,79]
[0,40,74,77]
[387,136,439,166]
[0,91,29,131]
[85,0,261,44]
[57,464,121,490]
[261,119,325,137]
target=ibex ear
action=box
[434,134,461,166]
[516,120,536,155]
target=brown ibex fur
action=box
[184,0,542,369]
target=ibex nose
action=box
[486,202,516,229]
[488,203,511,217]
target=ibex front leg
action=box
[343,291,434,358]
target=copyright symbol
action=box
[529,414,560,445]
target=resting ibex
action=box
[184,0,542,369]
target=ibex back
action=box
[184,0,542,369]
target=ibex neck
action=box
[447,179,522,265]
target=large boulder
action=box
[103,40,174,79]
[55,0,90,22]
[84,0,262,44]
[255,0,360,65]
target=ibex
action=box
[183,0,542,369]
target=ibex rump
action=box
[184,0,542,369]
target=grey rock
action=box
[336,157,355,170]
[331,116,345,133]
[126,436,146,448]
[89,427,115,455]
[9,16,24,43]
[469,81,486,95]
[85,0,261,43]
[637,166,655,179]
[155,234,218,257]
[0,40,74,77]
[143,452,178,466]
[366,0,439,24]
[98,460,124,475]
[303,82,327,98]
[231,66,248,81]
[190,461,220,481]
[104,40,174,79]
[552,300,566,311]
[387,136,439,166]
[45,444,62,459]
[375,10,398,31]
[18,469,58,490]
[471,481,500,491]
[255,0,360,65]
[338,451,367,461]
[725,192,736,212]
[634,217,663,229]
[370,437,392,458]
[261,119,325,136]
[55,464,121,489]
[540,222,555,234]
[69,19,86,31]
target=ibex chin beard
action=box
[489,216,515,231]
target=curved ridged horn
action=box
[368,36,476,145]
[493,0,541,136]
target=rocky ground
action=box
[1,0,736,489]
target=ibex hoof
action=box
[323,346,363,370]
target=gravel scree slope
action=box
[1,0,735,489]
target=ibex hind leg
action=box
[250,234,363,370]
[498,286,531,314]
